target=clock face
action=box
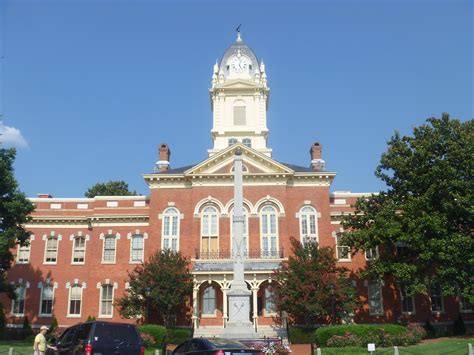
[230,56,250,73]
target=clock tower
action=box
[208,31,271,157]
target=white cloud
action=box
[0,125,29,148]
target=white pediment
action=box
[214,79,262,90]
[185,143,293,176]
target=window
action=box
[72,236,86,264]
[242,138,251,148]
[459,291,473,312]
[336,235,350,261]
[365,246,379,260]
[400,286,415,314]
[299,206,318,244]
[202,286,216,315]
[12,285,26,315]
[44,236,59,263]
[260,205,278,257]
[228,138,238,147]
[429,284,444,312]
[40,284,54,316]
[396,241,409,257]
[130,235,144,262]
[100,284,114,317]
[265,286,276,314]
[102,235,116,263]
[68,284,83,316]
[231,208,249,256]
[201,206,219,258]
[368,282,383,315]
[17,243,31,264]
[162,208,180,252]
[233,105,246,125]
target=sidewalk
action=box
[290,343,312,354]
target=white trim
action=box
[38,281,58,317]
[254,195,285,216]
[193,196,225,217]
[66,281,86,318]
[16,235,34,264]
[333,230,351,261]
[97,281,118,318]
[200,205,220,257]
[399,286,416,315]
[10,282,30,317]
[260,204,279,258]
[366,281,384,316]
[223,198,254,215]
[298,205,319,245]
[365,246,379,261]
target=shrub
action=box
[423,319,436,338]
[289,326,317,344]
[166,327,192,345]
[138,324,167,347]
[453,315,466,335]
[86,315,96,321]
[316,324,418,347]
[22,316,33,337]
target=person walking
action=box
[33,325,48,355]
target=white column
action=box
[222,288,229,327]
[192,287,199,329]
[252,287,258,329]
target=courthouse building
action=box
[3,33,471,336]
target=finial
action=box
[236,24,242,42]
[235,147,242,156]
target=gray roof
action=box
[219,36,260,75]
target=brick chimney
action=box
[310,141,325,171]
[155,143,171,172]
[37,193,53,198]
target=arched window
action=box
[201,206,219,259]
[242,138,252,148]
[162,208,180,252]
[102,235,117,263]
[202,286,216,315]
[228,138,238,147]
[44,236,59,263]
[299,206,318,244]
[260,205,278,257]
[230,207,249,257]
[72,236,86,264]
[130,235,144,262]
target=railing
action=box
[195,248,285,260]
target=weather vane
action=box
[236,24,241,33]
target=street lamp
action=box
[329,283,336,325]
[145,287,151,324]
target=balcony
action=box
[192,249,285,273]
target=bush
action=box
[86,315,96,321]
[22,316,33,337]
[316,324,418,347]
[423,319,436,338]
[289,327,317,344]
[453,315,466,335]
[166,327,192,345]
[138,324,167,347]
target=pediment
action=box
[215,79,261,90]
[185,144,294,176]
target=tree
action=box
[0,148,35,297]
[117,249,193,327]
[273,237,357,325]
[84,180,137,197]
[341,113,473,302]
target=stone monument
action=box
[223,148,257,338]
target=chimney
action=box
[310,142,325,171]
[37,193,53,198]
[155,143,171,172]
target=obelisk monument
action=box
[224,148,256,338]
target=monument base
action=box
[223,292,257,339]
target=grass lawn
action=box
[0,339,33,353]
[319,338,474,354]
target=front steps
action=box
[193,325,288,340]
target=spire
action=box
[236,24,242,42]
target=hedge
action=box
[315,324,421,347]
[289,327,318,344]
[167,328,192,345]
[138,324,167,347]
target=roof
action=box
[219,33,260,75]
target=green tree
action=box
[341,113,473,302]
[117,250,193,327]
[273,237,357,326]
[0,148,35,297]
[84,180,137,197]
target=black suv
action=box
[46,321,144,355]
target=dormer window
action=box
[242,138,251,148]
[228,138,238,147]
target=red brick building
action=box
[2,33,471,336]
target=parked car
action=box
[172,338,263,355]
[46,320,145,355]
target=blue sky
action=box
[1,0,472,197]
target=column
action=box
[191,287,199,329]
[252,287,259,330]
[222,288,229,327]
